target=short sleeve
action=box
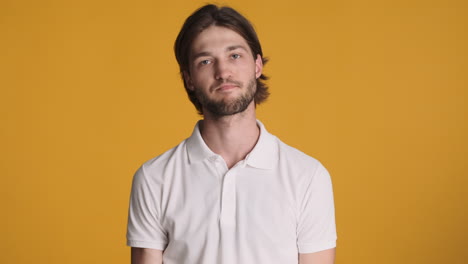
[126,166,168,250]
[297,163,337,253]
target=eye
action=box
[200,59,211,65]
[231,54,241,59]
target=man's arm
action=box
[131,248,163,264]
[299,248,336,264]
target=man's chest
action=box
[158,164,299,245]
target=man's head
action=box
[174,4,269,115]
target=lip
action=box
[216,84,238,91]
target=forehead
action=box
[190,26,251,56]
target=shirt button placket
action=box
[220,168,237,228]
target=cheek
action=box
[193,67,213,80]
[242,62,258,75]
[191,72,214,89]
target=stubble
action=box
[195,78,256,118]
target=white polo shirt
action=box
[127,120,337,264]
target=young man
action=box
[127,5,337,264]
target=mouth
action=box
[217,84,238,91]
[213,81,242,92]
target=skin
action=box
[131,248,162,264]
[131,26,335,264]
[299,248,336,264]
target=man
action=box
[127,4,337,264]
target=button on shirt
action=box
[127,121,337,264]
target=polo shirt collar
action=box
[244,120,278,169]
[186,120,279,169]
[186,121,215,164]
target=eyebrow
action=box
[191,45,249,61]
[191,51,211,61]
[226,45,248,52]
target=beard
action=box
[195,77,256,117]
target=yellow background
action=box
[1,0,466,263]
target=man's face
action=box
[184,26,263,117]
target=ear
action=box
[255,54,263,79]
[183,71,194,91]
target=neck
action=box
[200,102,259,169]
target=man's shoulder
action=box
[276,137,320,163]
[138,139,188,175]
[275,137,325,171]
[270,137,332,190]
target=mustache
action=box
[211,80,243,91]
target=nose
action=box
[214,60,232,81]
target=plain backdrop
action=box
[1,0,467,263]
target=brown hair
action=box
[174,4,269,114]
